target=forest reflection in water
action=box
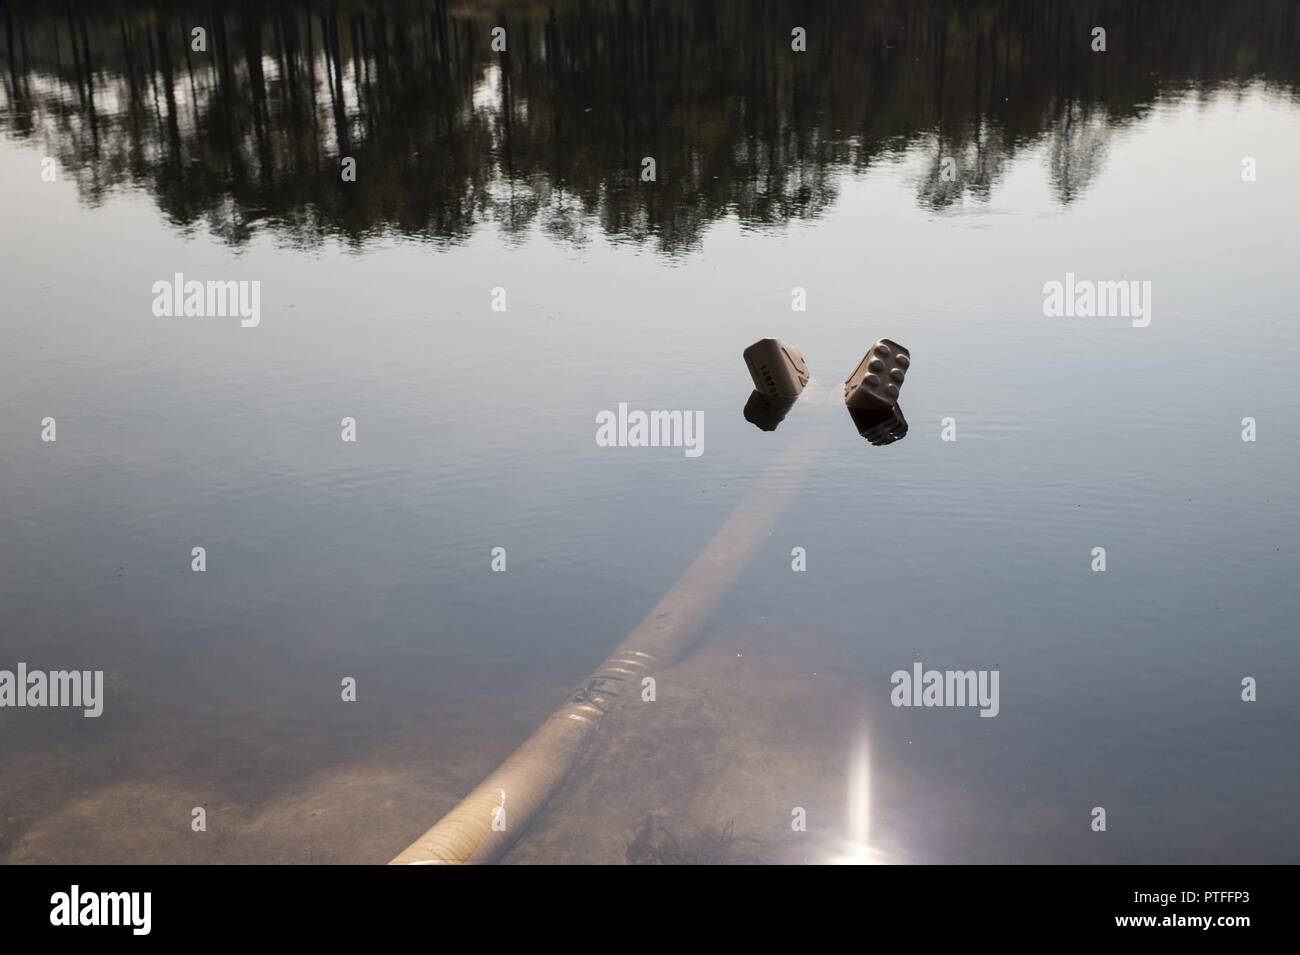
[2,0,1298,254]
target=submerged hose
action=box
[391,432,824,864]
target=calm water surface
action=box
[1,1,1298,863]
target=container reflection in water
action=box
[849,403,909,447]
[743,390,799,432]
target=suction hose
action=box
[391,431,824,864]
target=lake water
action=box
[1,0,1297,864]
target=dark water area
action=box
[1,0,1298,863]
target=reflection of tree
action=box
[1,0,1297,252]
[1048,102,1111,204]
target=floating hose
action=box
[391,431,824,864]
